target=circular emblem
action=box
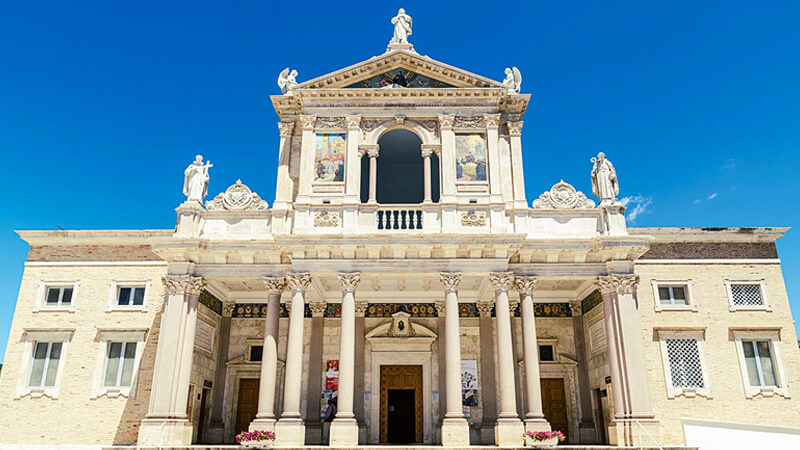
[223,180,253,209]
[549,180,579,208]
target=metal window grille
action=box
[665,338,704,388]
[731,284,763,306]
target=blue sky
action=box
[1,1,798,362]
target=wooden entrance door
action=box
[380,365,423,443]
[236,379,260,434]
[541,378,569,440]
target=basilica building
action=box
[1,10,799,449]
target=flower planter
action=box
[529,437,558,447]
[524,430,565,447]
[239,441,272,448]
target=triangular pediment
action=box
[293,49,507,90]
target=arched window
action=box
[361,129,439,204]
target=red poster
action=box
[325,360,339,390]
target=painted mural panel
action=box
[455,134,487,182]
[314,133,346,182]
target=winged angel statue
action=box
[277,68,298,94]
[502,67,522,93]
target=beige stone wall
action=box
[635,262,800,445]
[0,264,167,445]
[188,304,222,442]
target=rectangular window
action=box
[665,338,704,388]
[45,287,73,306]
[731,284,763,306]
[539,344,555,362]
[658,286,687,305]
[250,345,263,362]
[117,286,146,306]
[103,342,137,388]
[28,342,62,388]
[742,340,778,387]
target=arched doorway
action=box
[360,129,439,204]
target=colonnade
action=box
[358,144,440,204]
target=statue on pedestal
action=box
[390,8,412,44]
[590,152,619,205]
[502,67,522,93]
[183,154,212,203]
[277,68,298,94]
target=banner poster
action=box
[321,389,336,417]
[461,359,479,406]
[325,360,339,390]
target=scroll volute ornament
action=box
[596,274,640,295]
[264,276,287,295]
[286,273,312,292]
[514,276,538,296]
[338,272,361,292]
[439,272,462,292]
[489,272,515,292]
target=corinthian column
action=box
[439,273,469,446]
[596,274,658,446]
[330,272,361,446]
[138,275,205,446]
[275,273,311,446]
[250,277,286,432]
[515,277,550,434]
[489,272,524,446]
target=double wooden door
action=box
[380,365,423,443]
[236,378,260,435]
[541,378,569,440]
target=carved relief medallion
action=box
[314,211,341,227]
[461,211,487,226]
[531,180,595,210]
[206,179,269,211]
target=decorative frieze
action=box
[367,303,437,318]
[315,116,347,129]
[439,272,462,292]
[581,290,603,314]
[531,180,595,210]
[314,211,341,227]
[206,179,269,211]
[453,115,484,129]
[461,211,487,226]
[199,290,223,315]
[596,274,640,295]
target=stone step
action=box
[111,446,698,450]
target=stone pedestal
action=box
[608,418,660,447]
[137,419,193,446]
[441,418,470,447]
[329,418,359,447]
[495,418,525,447]
[274,419,306,447]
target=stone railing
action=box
[376,205,423,231]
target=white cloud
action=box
[620,195,653,222]
[707,192,718,200]
[693,199,702,204]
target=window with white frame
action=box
[15,329,73,399]
[91,329,147,399]
[35,281,79,311]
[651,280,696,311]
[117,286,145,307]
[107,281,150,311]
[28,342,63,388]
[732,330,789,398]
[725,279,770,311]
[657,330,711,398]
[45,287,73,306]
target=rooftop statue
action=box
[503,67,522,93]
[390,8,412,44]
[183,154,212,203]
[277,68,298,94]
[590,152,620,205]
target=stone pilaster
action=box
[476,301,497,444]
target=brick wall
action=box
[641,242,778,260]
[27,245,162,261]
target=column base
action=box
[524,417,551,433]
[274,418,306,446]
[248,417,276,433]
[441,417,470,447]
[495,417,524,447]
[608,417,660,446]
[329,418,359,447]
[137,418,193,446]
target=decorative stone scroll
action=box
[314,211,341,227]
[206,179,269,211]
[315,116,347,129]
[531,180,595,210]
[461,211,487,226]
[453,115,485,129]
[596,274,640,295]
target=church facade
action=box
[1,11,799,448]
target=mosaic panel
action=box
[365,303,437,318]
[345,68,453,89]
[581,290,603,314]
[314,133,346,182]
[459,303,479,317]
[325,303,342,318]
[232,303,310,318]
[199,290,222,315]
[490,302,572,317]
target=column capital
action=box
[508,298,520,311]
[277,121,295,137]
[440,272,462,293]
[286,273,312,292]
[434,300,445,316]
[506,120,524,136]
[299,114,316,130]
[476,301,494,317]
[355,301,369,317]
[345,114,362,129]
[596,274,640,295]
[489,272,515,292]
[421,148,434,158]
[568,300,582,316]
[338,272,361,292]
[264,276,287,294]
[222,302,236,317]
[483,114,501,129]
[514,276,539,296]
[308,302,327,318]
[163,274,205,296]
[437,114,454,130]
